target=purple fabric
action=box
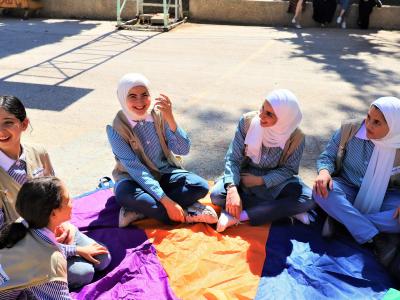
[69,188,178,300]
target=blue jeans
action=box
[210,179,314,226]
[314,178,400,244]
[68,230,112,289]
[115,170,209,224]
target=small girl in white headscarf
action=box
[106,73,218,227]
[314,97,400,267]
[210,89,315,232]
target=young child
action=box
[0,95,111,289]
[314,97,400,267]
[0,177,72,299]
[210,89,314,232]
[106,73,217,226]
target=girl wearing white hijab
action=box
[210,89,315,232]
[314,97,400,266]
[106,73,217,227]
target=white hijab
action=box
[244,89,302,164]
[353,97,400,214]
[117,73,153,122]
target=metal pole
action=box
[163,0,167,29]
[117,0,121,25]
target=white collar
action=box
[128,114,154,128]
[355,122,369,141]
[0,147,26,172]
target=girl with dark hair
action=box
[0,177,72,299]
[314,97,400,267]
[0,95,111,290]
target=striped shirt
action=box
[224,116,305,191]
[317,128,374,187]
[0,152,77,257]
[0,230,71,300]
[107,121,191,201]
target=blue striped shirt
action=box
[107,121,191,201]
[224,116,305,191]
[0,230,71,300]
[317,128,375,187]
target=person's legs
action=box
[67,231,111,289]
[115,180,170,223]
[210,178,227,208]
[160,170,209,208]
[365,189,400,233]
[314,179,379,244]
[245,182,314,226]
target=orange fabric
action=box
[138,186,270,300]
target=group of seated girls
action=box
[0,73,399,298]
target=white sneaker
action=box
[118,207,145,228]
[336,16,342,24]
[291,17,296,24]
[341,21,346,29]
[185,202,218,224]
[216,211,240,233]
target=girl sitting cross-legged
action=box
[210,89,315,232]
[106,73,218,227]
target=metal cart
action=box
[0,0,43,19]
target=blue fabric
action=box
[255,218,395,299]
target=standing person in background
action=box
[336,0,352,29]
[288,0,306,29]
[358,0,381,29]
[312,0,337,26]
[0,95,111,290]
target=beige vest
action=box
[0,144,54,223]
[0,230,67,292]
[111,110,182,182]
[335,119,400,188]
[243,111,305,167]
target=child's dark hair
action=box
[0,177,64,249]
[0,95,27,122]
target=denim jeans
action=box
[115,170,209,224]
[210,178,314,226]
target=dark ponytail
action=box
[0,95,27,122]
[0,177,64,249]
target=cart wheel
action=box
[23,9,30,20]
[2,9,11,16]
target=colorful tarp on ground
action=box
[69,187,395,300]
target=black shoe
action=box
[322,216,335,238]
[375,0,382,8]
[372,233,400,267]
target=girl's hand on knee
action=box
[226,186,242,219]
[77,244,109,265]
[160,196,185,222]
[240,173,264,188]
[155,94,177,132]
[313,170,333,199]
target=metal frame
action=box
[116,0,184,31]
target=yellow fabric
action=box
[137,185,269,300]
